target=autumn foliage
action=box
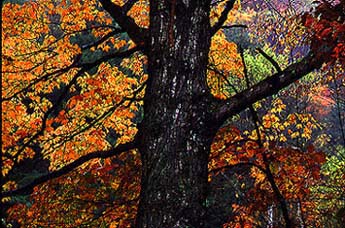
[1,0,345,227]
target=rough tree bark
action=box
[135,1,219,227]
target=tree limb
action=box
[80,29,124,50]
[78,44,144,67]
[123,0,139,13]
[213,51,325,124]
[98,0,147,46]
[2,141,138,197]
[222,24,248,29]
[211,0,236,36]
[241,49,292,226]
[257,47,282,73]
[209,162,266,174]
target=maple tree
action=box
[1,0,344,227]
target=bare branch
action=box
[2,141,138,197]
[211,0,236,36]
[239,46,251,88]
[257,48,282,73]
[213,51,326,124]
[222,24,248,29]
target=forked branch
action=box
[99,0,147,45]
[211,0,236,36]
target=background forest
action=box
[1,0,344,227]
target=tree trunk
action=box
[136,1,217,227]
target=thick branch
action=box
[2,141,138,197]
[211,0,236,36]
[123,0,139,13]
[213,52,325,123]
[98,0,147,45]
